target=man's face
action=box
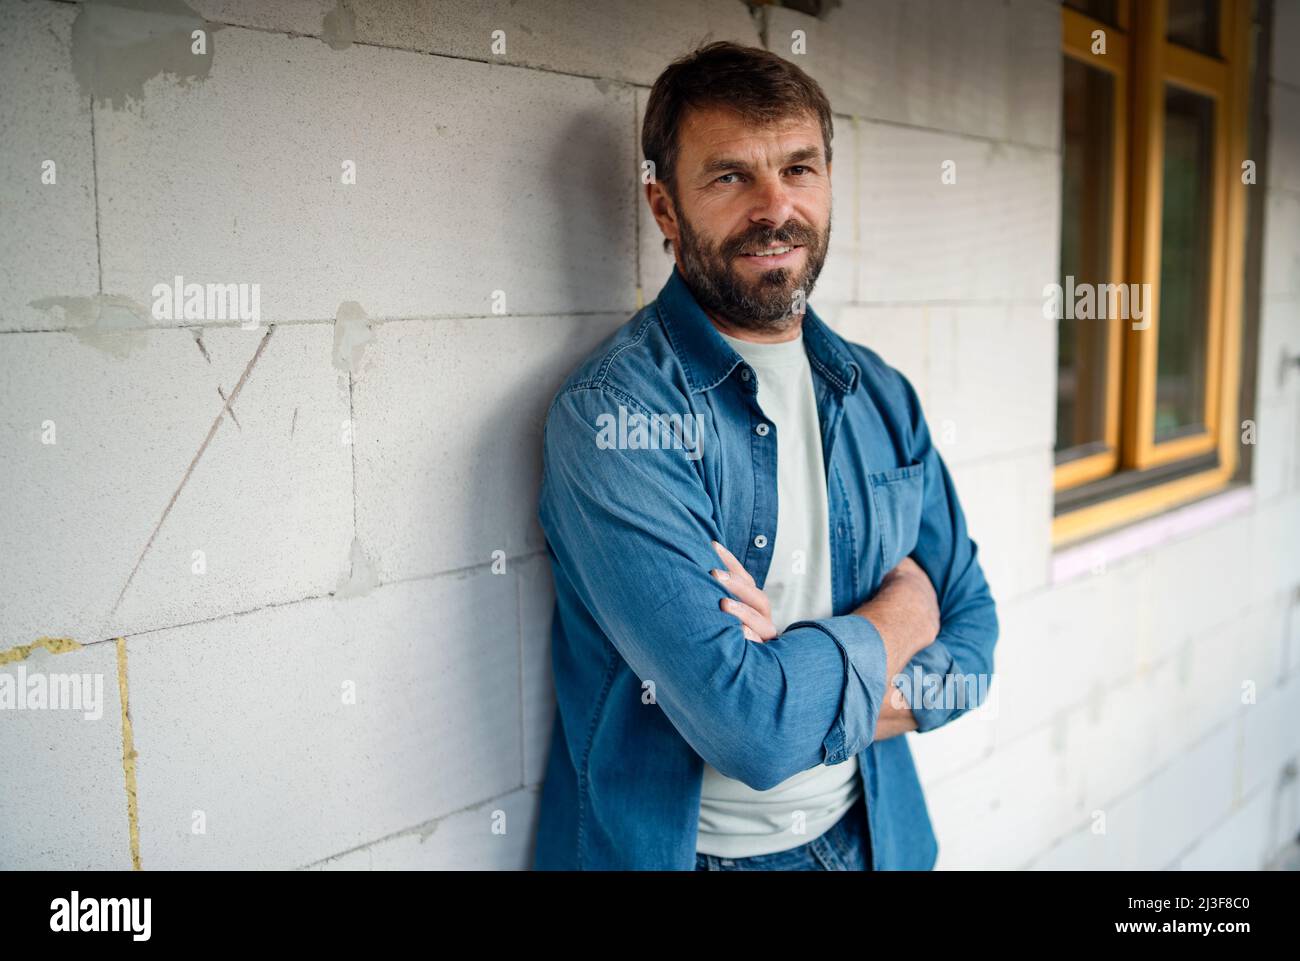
[648,104,832,334]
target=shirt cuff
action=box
[786,613,889,764]
[897,639,959,733]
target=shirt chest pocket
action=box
[866,461,925,577]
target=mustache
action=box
[723,222,820,257]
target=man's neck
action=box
[703,306,804,344]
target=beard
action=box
[673,203,830,334]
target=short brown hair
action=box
[642,40,834,205]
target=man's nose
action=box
[749,174,796,230]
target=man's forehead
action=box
[679,106,823,162]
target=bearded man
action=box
[533,40,998,872]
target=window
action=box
[1054,0,1253,545]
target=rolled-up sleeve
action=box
[784,614,889,764]
[540,385,890,791]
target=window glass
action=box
[1167,0,1220,55]
[1057,58,1116,458]
[1154,84,1215,440]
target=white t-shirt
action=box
[696,328,862,858]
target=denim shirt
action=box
[533,264,999,870]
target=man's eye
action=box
[788,165,810,175]
[716,172,742,185]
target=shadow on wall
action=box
[518,104,631,496]
[425,106,634,864]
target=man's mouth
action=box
[738,244,804,265]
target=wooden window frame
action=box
[1057,3,1130,489]
[1053,0,1252,547]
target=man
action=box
[533,41,998,871]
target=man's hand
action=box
[710,540,778,642]
[708,543,941,740]
[857,555,941,740]
[709,544,941,661]
[856,555,940,682]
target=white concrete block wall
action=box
[1,0,1297,871]
[855,126,1060,304]
[0,641,128,869]
[0,0,99,331]
[109,325,356,637]
[92,27,639,323]
[350,313,624,581]
[764,0,1060,151]
[124,573,524,869]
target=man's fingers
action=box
[711,541,775,641]
[719,597,776,640]
[711,540,754,586]
[711,568,771,616]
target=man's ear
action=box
[645,179,679,246]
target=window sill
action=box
[1050,483,1254,585]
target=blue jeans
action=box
[694,793,872,871]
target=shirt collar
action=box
[655,262,860,395]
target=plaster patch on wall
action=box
[334,537,379,598]
[0,637,83,666]
[321,0,356,51]
[28,294,150,358]
[332,301,374,373]
[71,0,214,111]
[115,637,142,870]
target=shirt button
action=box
[755,423,770,436]
[739,368,751,381]
[753,534,768,549]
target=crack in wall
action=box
[108,325,275,620]
[215,385,240,429]
[191,328,211,363]
[296,788,540,869]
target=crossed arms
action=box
[709,539,940,742]
[539,377,998,792]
